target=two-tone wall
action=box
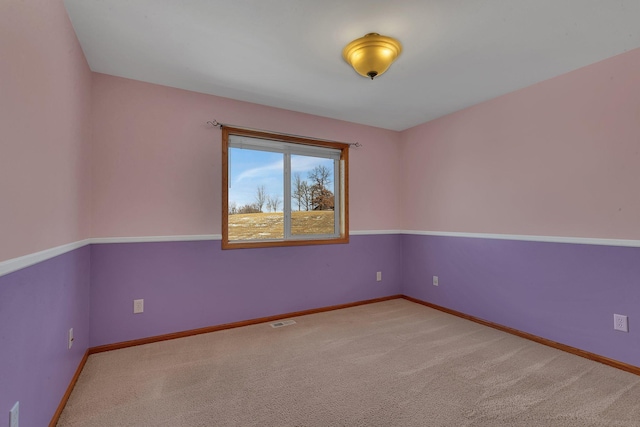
[400,47,640,367]
[87,74,404,348]
[0,1,93,426]
[1,9,404,425]
[3,1,640,424]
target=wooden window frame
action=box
[222,126,349,249]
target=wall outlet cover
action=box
[433,276,439,286]
[376,272,382,281]
[10,401,19,427]
[134,299,144,314]
[614,314,628,332]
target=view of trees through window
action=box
[222,127,348,248]
[227,149,336,241]
[291,160,335,236]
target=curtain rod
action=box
[206,119,362,148]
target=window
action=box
[222,127,349,249]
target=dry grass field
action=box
[228,210,334,240]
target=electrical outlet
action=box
[68,328,74,349]
[433,276,439,286]
[10,401,19,427]
[614,314,628,332]
[133,299,144,314]
[376,271,382,282]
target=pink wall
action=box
[400,47,640,240]
[90,74,402,237]
[0,0,93,262]
[6,1,639,256]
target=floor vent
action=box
[270,319,296,328]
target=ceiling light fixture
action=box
[342,33,403,80]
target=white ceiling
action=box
[63,0,640,131]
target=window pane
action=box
[290,155,335,236]
[228,148,284,240]
[223,126,349,249]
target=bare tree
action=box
[228,201,238,215]
[293,173,310,211]
[308,165,332,210]
[266,194,281,212]
[254,185,267,213]
[308,165,332,190]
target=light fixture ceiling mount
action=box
[342,33,403,80]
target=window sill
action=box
[221,236,349,250]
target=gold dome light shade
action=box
[342,33,402,79]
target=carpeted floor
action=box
[58,299,640,426]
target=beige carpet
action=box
[58,299,640,426]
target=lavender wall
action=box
[89,235,402,347]
[402,234,640,367]
[0,247,91,427]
